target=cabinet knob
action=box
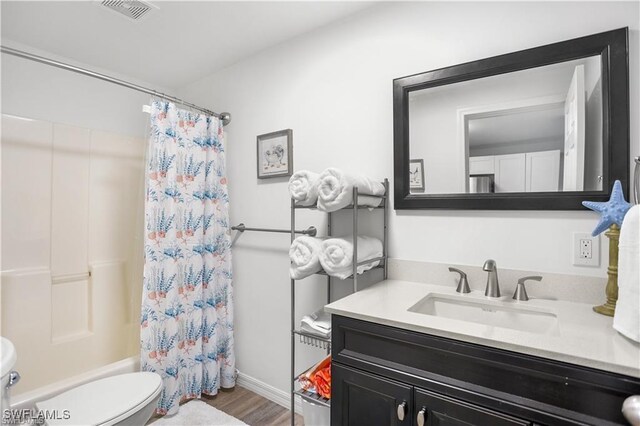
[417,407,427,426]
[397,401,407,421]
[623,395,640,425]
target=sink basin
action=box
[408,293,559,335]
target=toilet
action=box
[1,337,163,426]
[1,337,20,415]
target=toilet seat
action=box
[35,372,162,426]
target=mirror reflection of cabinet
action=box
[469,150,560,193]
[468,156,495,175]
[393,28,630,210]
[527,150,561,192]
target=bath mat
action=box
[153,400,248,426]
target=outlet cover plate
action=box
[573,232,600,266]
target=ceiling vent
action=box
[100,0,155,21]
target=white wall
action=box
[0,40,170,139]
[181,0,639,403]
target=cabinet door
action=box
[469,156,495,175]
[494,153,526,193]
[525,150,561,192]
[414,387,531,426]
[332,363,413,426]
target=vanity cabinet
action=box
[333,363,530,426]
[332,364,412,426]
[331,315,640,425]
[413,387,531,426]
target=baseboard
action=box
[236,371,303,414]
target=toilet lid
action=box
[36,372,162,426]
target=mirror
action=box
[394,28,629,210]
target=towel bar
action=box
[51,271,91,284]
[231,223,317,237]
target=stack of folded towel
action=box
[288,168,385,212]
[300,308,331,339]
[290,235,383,279]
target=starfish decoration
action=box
[582,180,631,236]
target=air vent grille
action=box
[101,0,154,21]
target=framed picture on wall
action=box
[409,159,425,191]
[257,129,293,179]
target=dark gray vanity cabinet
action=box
[332,364,412,426]
[413,387,531,426]
[331,315,640,426]
[333,363,530,426]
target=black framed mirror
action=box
[393,28,629,210]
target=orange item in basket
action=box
[312,363,331,399]
[298,355,331,399]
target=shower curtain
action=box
[140,101,235,415]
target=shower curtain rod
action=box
[0,45,231,126]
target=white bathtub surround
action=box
[141,101,235,415]
[10,356,139,412]
[0,114,145,395]
[325,279,640,378]
[614,205,640,342]
[316,168,385,212]
[288,170,321,207]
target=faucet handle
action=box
[513,276,542,301]
[448,267,471,294]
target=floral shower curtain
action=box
[140,101,235,415]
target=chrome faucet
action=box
[448,267,471,294]
[483,259,500,297]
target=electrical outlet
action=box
[573,232,600,266]
[579,239,592,259]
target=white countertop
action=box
[325,279,640,378]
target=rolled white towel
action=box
[290,236,324,279]
[613,205,640,342]
[288,170,320,206]
[317,168,385,212]
[319,236,383,279]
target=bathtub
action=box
[10,356,140,411]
